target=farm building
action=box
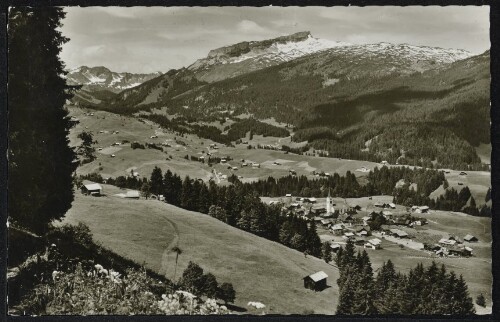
[320,219,334,227]
[392,215,411,226]
[81,183,102,196]
[331,224,344,235]
[343,232,355,239]
[388,203,396,209]
[424,244,442,251]
[365,238,382,250]
[439,238,457,246]
[464,234,478,242]
[448,246,473,257]
[389,229,409,238]
[374,202,386,208]
[303,271,328,291]
[124,190,140,199]
[330,243,341,252]
[415,206,430,214]
[314,207,327,215]
[355,226,371,236]
[339,213,353,223]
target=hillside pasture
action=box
[60,190,340,314]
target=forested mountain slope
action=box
[82,34,489,170]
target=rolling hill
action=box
[60,188,340,314]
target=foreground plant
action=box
[22,263,230,315]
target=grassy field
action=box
[60,187,340,314]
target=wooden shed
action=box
[81,183,102,196]
[303,271,328,291]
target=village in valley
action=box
[69,105,492,314]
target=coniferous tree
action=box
[180,176,193,209]
[202,273,219,299]
[321,241,332,263]
[217,283,236,304]
[149,166,163,196]
[77,131,97,163]
[476,293,486,307]
[8,7,77,235]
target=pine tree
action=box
[77,131,97,163]
[179,261,205,296]
[476,293,486,307]
[202,273,219,298]
[217,282,236,304]
[336,266,358,314]
[180,176,193,209]
[485,187,491,202]
[454,275,475,314]
[322,241,332,263]
[375,260,396,293]
[149,166,163,196]
[8,7,77,235]
[163,170,174,203]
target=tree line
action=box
[335,239,475,315]
[146,168,323,256]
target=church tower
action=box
[326,188,331,215]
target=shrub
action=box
[476,293,486,307]
[21,264,230,315]
[131,142,145,149]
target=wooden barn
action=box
[303,271,328,291]
[81,183,102,196]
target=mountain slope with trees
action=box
[81,33,489,170]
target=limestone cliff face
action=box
[207,31,312,59]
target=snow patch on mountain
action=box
[67,66,161,92]
[230,35,350,64]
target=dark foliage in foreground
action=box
[335,239,475,315]
[8,7,77,235]
[10,224,231,315]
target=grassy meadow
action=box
[61,188,340,314]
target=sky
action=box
[59,6,490,74]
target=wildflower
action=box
[248,301,266,309]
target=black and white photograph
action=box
[5,4,495,317]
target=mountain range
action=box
[66,66,161,106]
[68,32,490,170]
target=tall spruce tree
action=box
[149,166,163,196]
[8,7,77,235]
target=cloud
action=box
[237,20,269,34]
[60,6,490,74]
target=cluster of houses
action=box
[424,234,477,257]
